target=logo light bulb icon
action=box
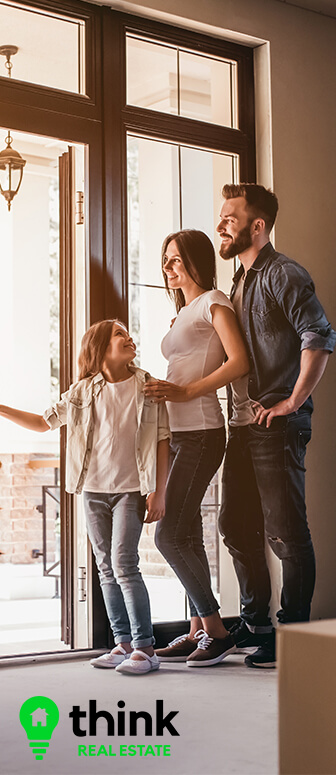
[19,696,59,761]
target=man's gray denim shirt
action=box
[230,242,336,412]
[43,366,171,495]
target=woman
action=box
[144,229,249,667]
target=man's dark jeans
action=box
[219,412,315,627]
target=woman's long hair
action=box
[78,319,124,380]
[161,229,217,312]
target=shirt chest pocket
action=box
[141,399,157,424]
[250,300,279,336]
[68,396,92,425]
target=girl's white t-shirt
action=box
[161,289,233,431]
[83,375,141,493]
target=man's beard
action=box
[219,223,253,260]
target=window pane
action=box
[139,523,187,622]
[126,34,238,128]
[126,35,178,114]
[0,2,85,94]
[179,51,237,128]
[127,134,180,290]
[180,145,239,295]
[129,285,173,378]
[127,133,239,368]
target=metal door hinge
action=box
[76,191,84,225]
[78,566,87,601]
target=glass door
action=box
[0,129,87,655]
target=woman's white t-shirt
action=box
[161,289,233,432]
[83,375,141,493]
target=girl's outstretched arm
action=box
[0,405,49,432]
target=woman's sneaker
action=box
[90,645,129,669]
[155,630,206,662]
[244,630,276,668]
[186,633,236,667]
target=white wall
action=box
[98,0,336,619]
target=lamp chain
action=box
[5,56,13,77]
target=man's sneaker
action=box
[244,630,276,669]
[186,633,236,667]
[230,621,272,652]
[155,629,206,662]
[90,645,129,669]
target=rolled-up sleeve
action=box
[272,262,336,353]
[43,392,69,430]
[157,401,171,443]
[301,329,336,352]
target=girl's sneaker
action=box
[115,650,160,675]
[90,645,129,669]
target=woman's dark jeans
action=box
[155,426,225,619]
[219,412,315,628]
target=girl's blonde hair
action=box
[78,319,126,380]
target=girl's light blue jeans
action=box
[83,491,154,648]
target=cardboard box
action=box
[278,619,336,775]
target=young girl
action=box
[144,230,249,667]
[0,319,170,675]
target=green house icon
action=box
[31,709,48,727]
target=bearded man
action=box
[217,183,335,667]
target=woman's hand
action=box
[145,492,166,523]
[144,380,189,403]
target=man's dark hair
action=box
[222,183,279,231]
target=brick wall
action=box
[0,454,58,565]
